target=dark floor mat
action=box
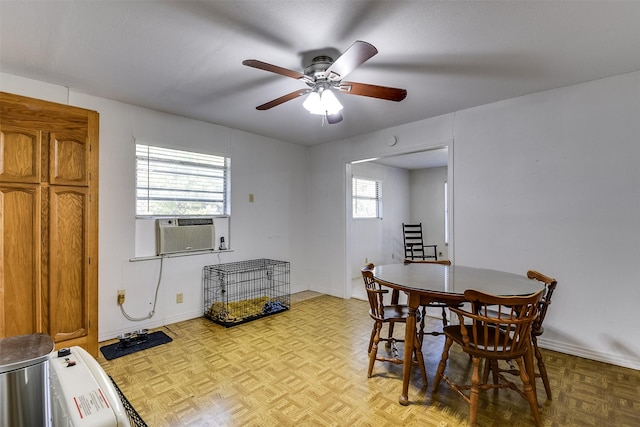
[100,331,172,360]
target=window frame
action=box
[135,144,231,218]
[352,176,382,219]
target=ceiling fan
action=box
[242,40,407,124]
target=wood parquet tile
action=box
[98,294,640,427]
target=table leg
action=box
[400,292,421,405]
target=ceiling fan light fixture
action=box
[321,89,343,114]
[303,88,343,115]
[302,91,322,114]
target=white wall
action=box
[453,71,640,370]
[1,73,310,341]
[310,71,640,370]
[350,162,410,276]
[410,166,448,259]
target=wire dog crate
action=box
[204,259,290,327]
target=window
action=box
[352,177,382,218]
[136,144,230,217]
[444,181,449,245]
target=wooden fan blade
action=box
[256,89,310,110]
[339,81,407,102]
[243,59,306,80]
[325,40,378,81]
[327,111,343,124]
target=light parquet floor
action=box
[98,293,640,427]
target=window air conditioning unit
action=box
[156,217,215,255]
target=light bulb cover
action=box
[320,89,343,115]
[303,91,322,114]
[303,88,343,116]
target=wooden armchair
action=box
[528,270,557,398]
[360,263,427,384]
[484,270,558,400]
[432,289,543,427]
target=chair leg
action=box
[368,322,382,378]
[468,356,482,427]
[491,360,499,385]
[533,336,552,399]
[433,336,454,392]
[515,357,543,427]
[482,359,499,385]
[387,322,395,350]
[413,330,428,386]
[418,307,426,343]
[368,324,376,354]
[482,358,491,384]
[440,306,448,328]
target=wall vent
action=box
[156,218,215,255]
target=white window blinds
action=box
[136,144,230,216]
[352,177,381,218]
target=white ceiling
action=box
[1,1,640,149]
[368,147,448,170]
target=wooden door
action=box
[0,91,99,356]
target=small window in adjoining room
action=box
[136,144,230,217]
[444,180,449,245]
[352,177,382,219]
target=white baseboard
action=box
[99,309,203,342]
[161,309,206,329]
[538,337,640,371]
[309,285,344,299]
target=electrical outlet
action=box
[117,290,125,305]
[176,293,183,303]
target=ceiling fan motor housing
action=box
[304,56,334,81]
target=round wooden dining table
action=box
[372,262,545,405]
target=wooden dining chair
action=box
[404,259,460,338]
[360,263,427,384]
[484,270,558,400]
[432,289,543,427]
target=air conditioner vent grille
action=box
[156,218,215,255]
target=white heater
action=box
[49,347,131,427]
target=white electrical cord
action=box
[119,257,164,321]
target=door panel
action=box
[49,133,89,186]
[49,186,88,343]
[0,184,41,336]
[0,125,42,183]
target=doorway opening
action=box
[345,145,453,300]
